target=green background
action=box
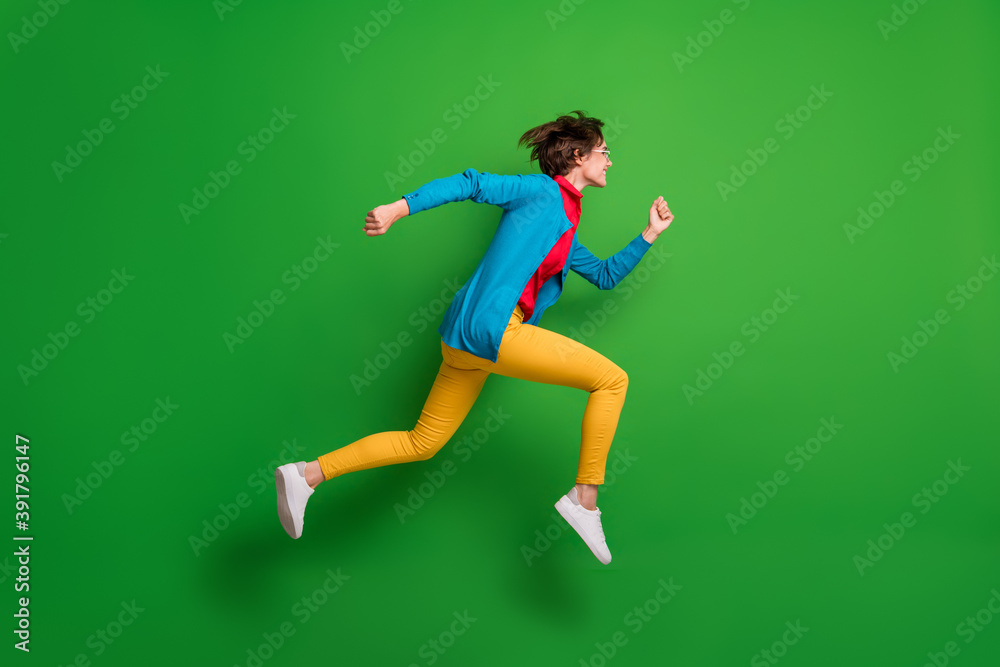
[3,0,999,665]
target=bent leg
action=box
[486,315,628,485]
[317,349,489,480]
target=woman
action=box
[276,111,674,564]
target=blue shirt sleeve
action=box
[570,233,653,290]
[402,168,541,214]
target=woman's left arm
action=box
[571,196,675,289]
[642,197,674,243]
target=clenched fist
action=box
[649,196,674,234]
[363,198,410,236]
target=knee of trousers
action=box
[408,430,449,461]
[599,366,628,394]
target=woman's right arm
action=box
[401,168,541,214]
[363,198,410,237]
[363,167,541,236]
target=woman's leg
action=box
[445,308,629,509]
[309,343,490,486]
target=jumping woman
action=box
[275,110,674,564]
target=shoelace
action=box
[583,507,605,541]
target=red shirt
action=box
[517,174,581,320]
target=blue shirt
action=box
[402,168,653,363]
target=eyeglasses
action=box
[592,149,611,163]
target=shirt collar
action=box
[552,174,582,200]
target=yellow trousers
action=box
[317,305,628,485]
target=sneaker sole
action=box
[555,497,611,564]
[275,467,300,539]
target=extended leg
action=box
[313,356,489,483]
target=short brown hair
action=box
[517,110,605,177]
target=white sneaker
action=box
[275,461,314,539]
[555,488,612,564]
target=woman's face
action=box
[578,139,612,188]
